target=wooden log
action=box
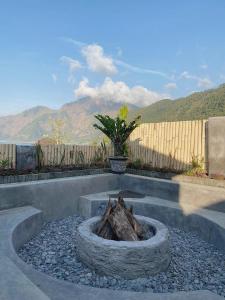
[108,201,139,241]
[97,199,114,240]
[96,197,145,241]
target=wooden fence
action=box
[0,119,207,171]
[0,144,16,169]
[39,144,113,166]
[129,120,207,171]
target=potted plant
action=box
[93,110,140,173]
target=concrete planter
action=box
[77,215,171,279]
[109,156,128,174]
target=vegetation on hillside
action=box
[129,84,225,123]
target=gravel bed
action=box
[18,215,225,296]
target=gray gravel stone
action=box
[18,215,225,297]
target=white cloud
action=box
[164,82,177,90]
[74,77,167,106]
[82,44,117,75]
[180,71,212,89]
[60,56,82,72]
[60,37,86,47]
[51,73,57,83]
[60,56,82,84]
[61,39,170,79]
[115,59,170,79]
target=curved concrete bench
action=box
[80,190,225,252]
[0,205,224,300]
[0,173,225,300]
[0,206,49,300]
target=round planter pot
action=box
[77,215,171,279]
[109,156,128,174]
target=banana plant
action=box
[93,114,141,156]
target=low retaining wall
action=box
[0,174,120,220]
[1,173,225,221]
[0,168,110,184]
[127,168,225,189]
[120,174,225,213]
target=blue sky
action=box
[1,0,225,115]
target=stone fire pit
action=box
[77,215,171,279]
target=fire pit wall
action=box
[77,215,171,279]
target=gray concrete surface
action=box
[77,215,171,278]
[120,174,225,213]
[127,168,225,189]
[0,205,224,300]
[208,116,225,178]
[0,168,110,184]
[0,206,49,300]
[0,174,225,299]
[1,173,225,220]
[0,173,120,219]
[80,190,225,252]
[0,255,49,300]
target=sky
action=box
[0,0,225,116]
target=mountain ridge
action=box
[0,84,225,144]
[129,83,225,123]
[0,97,137,143]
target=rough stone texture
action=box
[16,145,37,170]
[77,215,171,278]
[208,117,225,178]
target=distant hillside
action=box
[0,98,136,144]
[129,84,225,123]
[1,84,225,144]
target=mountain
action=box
[129,84,225,123]
[0,98,137,144]
[1,84,225,144]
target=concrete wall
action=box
[1,173,225,225]
[0,174,119,220]
[208,117,225,178]
[120,174,225,213]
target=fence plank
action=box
[129,120,206,171]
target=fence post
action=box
[208,117,225,178]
